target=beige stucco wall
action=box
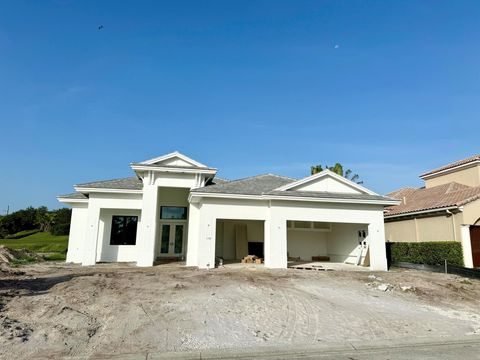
[424,164,480,188]
[385,212,464,243]
[462,199,480,225]
[385,218,417,242]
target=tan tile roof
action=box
[385,182,480,217]
[420,154,480,178]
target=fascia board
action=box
[189,191,400,206]
[74,187,143,194]
[131,165,217,174]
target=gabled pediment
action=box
[274,169,377,195]
[140,151,209,168]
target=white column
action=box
[264,207,287,268]
[461,225,474,268]
[186,202,200,267]
[137,181,159,267]
[82,204,100,266]
[368,217,388,271]
[196,212,216,269]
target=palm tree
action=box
[310,163,363,184]
[35,207,56,232]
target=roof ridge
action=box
[212,173,295,185]
[264,173,297,181]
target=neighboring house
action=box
[384,154,480,268]
[58,151,398,270]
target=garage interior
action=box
[215,219,265,261]
[286,220,370,266]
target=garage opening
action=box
[215,219,265,261]
[286,220,369,266]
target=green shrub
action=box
[10,256,40,267]
[390,241,464,266]
[51,223,70,236]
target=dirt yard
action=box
[1,262,480,359]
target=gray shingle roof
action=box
[192,173,396,203]
[58,192,88,199]
[193,174,296,195]
[76,177,143,190]
[268,190,396,202]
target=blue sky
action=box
[1,0,479,211]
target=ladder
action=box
[356,241,369,266]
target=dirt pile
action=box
[0,246,42,264]
[1,263,480,359]
[0,246,40,275]
[0,315,32,342]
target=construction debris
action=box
[289,263,334,271]
[311,256,330,262]
[377,283,393,292]
[241,255,263,264]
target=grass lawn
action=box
[0,232,68,262]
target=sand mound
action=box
[0,246,42,265]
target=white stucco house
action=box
[58,151,399,270]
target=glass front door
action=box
[158,223,185,257]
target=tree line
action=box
[0,206,71,238]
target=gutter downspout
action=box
[446,210,456,241]
[414,218,419,242]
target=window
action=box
[287,220,331,232]
[110,216,138,245]
[160,206,187,220]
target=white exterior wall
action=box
[66,204,88,263]
[291,177,360,193]
[287,230,328,260]
[327,223,367,263]
[187,198,269,268]
[97,209,142,262]
[82,193,143,265]
[187,198,389,271]
[461,225,474,268]
[137,171,201,266]
[186,202,201,266]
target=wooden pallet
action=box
[289,264,334,271]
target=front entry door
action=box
[471,226,480,268]
[159,223,185,257]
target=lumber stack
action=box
[241,255,263,264]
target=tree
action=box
[51,208,72,235]
[310,163,363,184]
[35,206,56,232]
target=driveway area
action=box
[1,262,480,359]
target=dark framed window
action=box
[110,216,138,245]
[160,206,187,220]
